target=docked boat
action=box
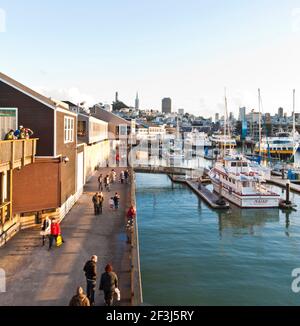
[209,155,280,208]
[210,134,237,149]
[254,131,299,158]
[185,130,212,148]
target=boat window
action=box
[231,162,237,167]
[242,181,250,187]
[237,162,241,167]
[242,162,248,167]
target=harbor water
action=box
[136,171,300,306]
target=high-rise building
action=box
[278,107,284,118]
[215,113,219,122]
[265,113,271,124]
[115,92,119,102]
[135,92,140,110]
[162,98,172,114]
[238,107,246,122]
[229,112,234,121]
[178,108,184,115]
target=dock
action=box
[267,177,300,194]
[168,175,230,209]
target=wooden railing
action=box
[0,138,38,171]
[0,202,10,226]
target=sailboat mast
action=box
[258,88,262,155]
[293,89,296,140]
[224,89,228,156]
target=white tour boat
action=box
[209,155,280,208]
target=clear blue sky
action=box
[0,0,300,116]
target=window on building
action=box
[64,116,74,143]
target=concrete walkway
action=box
[0,168,131,306]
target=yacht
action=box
[254,131,299,157]
[209,155,280,208]
[210,134,237,148]
[185,130,212,148]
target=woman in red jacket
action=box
[49,219,63,250]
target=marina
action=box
[136,172,300,306]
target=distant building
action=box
[278,107,284,118]
[178,108,184,115]
[162,98,172,114]
[115,92,119,102]
[135,92,140,110]
[215,113,219,122]
[238,107,246,122]
[229,112,234,121]
[265,113,272,124]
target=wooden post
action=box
[10,141,15,170]
[286,182,291,205]
[22,140,26,166]
[9,170,13,221]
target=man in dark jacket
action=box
[99,264,119,306]
[69,287,90,306]
[92,193,103,215]
[83,255,98,305]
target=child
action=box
[109,197,114,209]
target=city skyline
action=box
[1,0,300,115]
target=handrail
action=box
[0,138,39,144]
[129,169,143,306]
[0,202,10,210]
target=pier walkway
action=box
[0,168,131,306]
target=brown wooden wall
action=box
[0,81,54,156]
[13,159,60,213]
[56,111,76,203]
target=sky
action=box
[1,0,300,117]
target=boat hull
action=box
[211,180,280,208]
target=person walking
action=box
[92,192,102,216]
[124,169,130,184]
[69,287,90,307]
[40,216,51,246]
[49,219,64,250]
[83,255,98,306]
[99,264,119,306]
[98,174,103,191]
[99,192,104,215]
[105,175,110,192]
[111,169,117,184]
[113,193,120,210]
[120,171,125,184]
[127,205,136,224]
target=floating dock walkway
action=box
[168,175,230,209]
[267,177,300,194]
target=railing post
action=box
[10,141,15,170]
[32,139,36,163]
[22,140,26,167]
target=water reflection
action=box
[217,207,280,238]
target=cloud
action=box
[35,86,96,108]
